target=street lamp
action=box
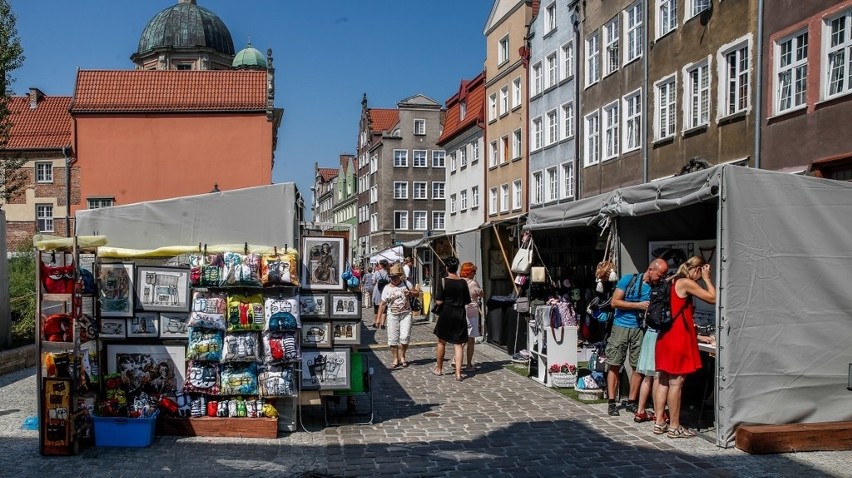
[390,228,396,247]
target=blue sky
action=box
[8,0,490,211]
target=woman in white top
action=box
[376,263,420,368]
[459,261,483,371]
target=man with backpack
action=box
[604,258,668,416]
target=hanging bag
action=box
[511,236,534,274]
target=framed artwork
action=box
[97,263,134,317]
[99,318,127,339]
[41,377,73,454]
[128,313,159,338]
[331,321,360,345]
[301,321,331,348]
[300,348,351,390]
[136,266,190,312]
[299,293,328,318]
[159,312,190,338]
[107,343,185,395]
[301,236,345,290]
[488,249,509,279]
[329,293,361,318]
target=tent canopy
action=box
[369,245,403,264]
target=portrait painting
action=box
[301,237,345,291]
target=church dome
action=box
[136,0,235,57]
[232,43,267,69]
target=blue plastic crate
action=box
[92,411,158,447]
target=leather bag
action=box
[510,239,533,274]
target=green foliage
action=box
[8,245,36,348]
[0,0,27,204]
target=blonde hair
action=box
[671,256,706,280]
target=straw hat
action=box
[389,264,404,277]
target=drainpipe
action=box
[642,0,649,183]
[753,0,764,169]
[572,1,582,198]
[63,146,73,237]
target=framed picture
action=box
[331,321,360,345]
[300,348,351,390]
[97,263,134,317]
[127,313,159,338]
[41,377,73,454]
[299,293,328,318]
[99,318,127,339]
[107,343,185,395]
[301,321,331,348]
[159,312,189,338]
[329,293,361,318]
[135,266,190,312]
[301,236,345,290]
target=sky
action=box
[7,0,491,212]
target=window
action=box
[561,162,575,199]
[413,150,428,167]
[531,117,543,151]
[546,167,558,202]
[471,141,480,163]
[450,152,458,172]
[624,2,644,63]
[513,129,522,159]
[370,185,378,203]
[561,41,574,81]
[413,181,428,199]
[489,140,499,167]
[826,12,852,98]
[498,35,510,64]
[432,181,445,199]
[501,135,509,164]
[370,213,378,232]
[561,102,574,139]
[394,149,408,167]
[87,198,114,209]
[586,32,601,86]
[36,204,53,232]
[459,101,467,120]
[605,20,620,76]
[432,211,445,230]
[394,211,409,230]
[432,150,445,167]
[413,119,425,135]
[500,85,509,115]
[489,187,498,215]
[688,0,711,19]
[459,146,467,168]
[393,181,408,199]
[546,2,557,32]
[686,61,711,128]
[512,180,522,210]
[623,90,642,152]
[657,0,677,38]
[584,112,600,166]
[471,186,479,208]
[724,44,750,115]
[460,190,468,211]
[176,63,192,70]
[512,77,522,108]
[489,93,497,121]
[532,62,543,96]
[500,184,509,212]
[532,171,543,205]
[776,31,808,113]
[546,53,558,88]
[370,154,378,173]
[603,102,620,159]
[450,194,458,214]
[547,109,558,145]
[413,211,428,230]
[36,162,53,183]
[656,77,677,139]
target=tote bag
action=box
[510,240,533,274]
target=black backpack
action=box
[644,279,687,332]
[376,273,390,293]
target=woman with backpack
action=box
[652,256,716,438]
[371,260,390,328]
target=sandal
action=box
[431,368,442,376]
[390,361,400,369]
[401,361,409,368]
[667,427,696,439]
[653,423,669,435]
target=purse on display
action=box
[510,238,534,275]
[531,266,547,284]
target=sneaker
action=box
[633,411,655,423]
[607,402,620,416]
[511,352,530,363]
[625,401,639,414]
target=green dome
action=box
[232,43,267,69]
[136,0,234,57]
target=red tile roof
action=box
[369,108,399,133]
[5,95,72,150]
[70,70,268,113]
[318,168,338,183]
[438,71,486,146]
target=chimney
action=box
[29,88,45,109]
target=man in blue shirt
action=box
[605,258,668,416]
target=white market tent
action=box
[369,245,403,264]
[528,165,852,447]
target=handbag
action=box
[515,296,530,314]
[531,266,546,284]
[430,301,443,315]
[341,262,353,281]
[405,284,422,312]
[588,348,608,373]
[510,238,534,274]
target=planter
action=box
[549,372,576,388]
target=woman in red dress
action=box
[653,256,716,438]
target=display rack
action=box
[527,308,578,387]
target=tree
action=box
[0,0,26,204]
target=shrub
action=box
[8,246,36,349]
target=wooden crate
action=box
[157,416,279,439]
[736,422,852,454]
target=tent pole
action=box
[492,224,519,295]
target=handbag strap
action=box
[550,307,565,344]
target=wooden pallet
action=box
[736,422,852,454]
[157,416,279,439]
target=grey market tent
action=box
[528,165,852,447]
